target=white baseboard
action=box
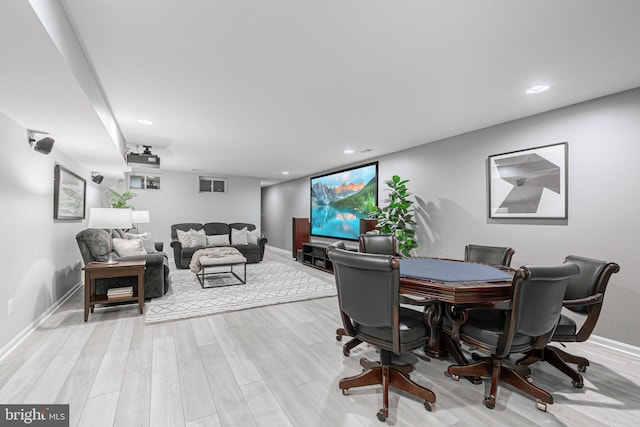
[0,282,82,363]
[590,334,640,358]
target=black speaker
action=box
[31,137,55,154]
[92,174,104,184]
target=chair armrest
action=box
[563,293,603,307]
[155,241,164,252]
[170,240,182,250]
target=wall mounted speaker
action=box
[92,173,104,184]
[32,137,55,154]
[27,130,54,155]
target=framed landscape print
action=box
[54,164,86,220]
[488,142,567,219]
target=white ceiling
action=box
[2,1,640,185]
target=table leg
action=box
[84,273,90,322]
[138,270,144,314]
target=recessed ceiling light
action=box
[137,119,154,125]
[282,171,290,175]
[344,149,355,154]
[526,85,550,94]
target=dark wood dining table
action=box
[397,257,515,356]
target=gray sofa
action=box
[170,222,267,269]
[76,228,170,299]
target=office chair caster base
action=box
[424,401,434,412]
[536,400,547,412]
[578,365,587,373]
[451,374,460,381]
[376,408,388,422]
[526,375,534,384]
[483,397,495,409]
[572,375,584,388]
[336,335,342,341]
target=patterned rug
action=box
[145,261,336,324]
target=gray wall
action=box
[113,171,262,251]
[0,112,101,354]
[262,88,640,347]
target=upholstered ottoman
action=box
[197,254,247,287]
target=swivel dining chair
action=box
[464,244,515,267]
[445,263,579,411]
[336,234,398,356]
[516,255,620,388]
[327,244,436,422]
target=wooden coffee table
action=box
[82,260,146,321]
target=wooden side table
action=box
[82,260,146,321]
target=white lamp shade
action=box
[131,210,150,224]
[88,208,133,229]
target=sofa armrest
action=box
[118,252,166,267]
[258,236,268,261]
[155,241,164,252]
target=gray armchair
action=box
[76,228,170,299]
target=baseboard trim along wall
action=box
[590,335,640,358]
[0,282,82,363]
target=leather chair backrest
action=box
[204,222,230,235]
[328,246,399,329]
[512,263,579,338]
[171,223,203,240]
[359,234,396,255]
[563,255,612,314]
[465,244,514,267]
[76,228,112,263]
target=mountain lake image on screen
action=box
[310,162,378,240]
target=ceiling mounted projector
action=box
[126,145,160,168]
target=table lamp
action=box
[131,210,150,233]
[88,208,133,264]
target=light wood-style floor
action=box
[1,247,639,426]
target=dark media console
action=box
[301,242,334,272]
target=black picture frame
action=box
[54,164,86,220]
[488,142,568,219]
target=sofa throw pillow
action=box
[207,234,230,247]
[126,232,157,253]
[189,228,207,247]
[231,227,249,245]
[112,237,147,257]
[176,229,192,247]
[247,228,260,245]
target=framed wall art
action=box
[54,164,86,220]
[488,142,567,219]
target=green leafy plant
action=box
[107,189,137,208]
[369,175,419,257]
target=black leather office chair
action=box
[327,244,436,421]
[359,233,398,255]
[464,244,515,267]
[335,234,398,356]
[445,263,579,411]
[517,255,620,388]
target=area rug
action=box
[145,261,336,324]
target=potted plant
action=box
[369,175,419,257]
[106,189,137,209]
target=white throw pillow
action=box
[189,228,207,247]
[247,229,260,245]
[126,232,157,253]
[231,227,248,245]
[207,234,230,247]
[112,237,147,257]
[176,229,192,247]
